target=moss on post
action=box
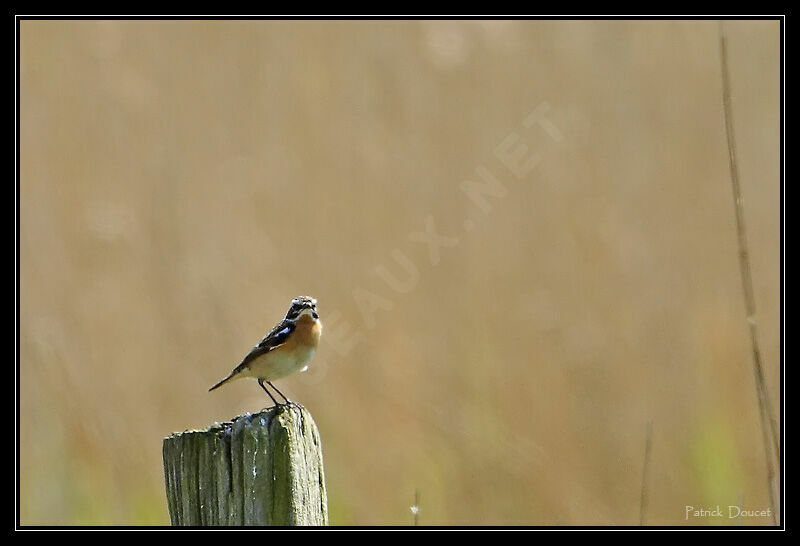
[162,403,328,526]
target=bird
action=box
[209,296,322,405]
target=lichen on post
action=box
[162,403,328,526]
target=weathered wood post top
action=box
[162,403,328,526]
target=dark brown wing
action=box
[209,319,297,391]
[238,319,296,369]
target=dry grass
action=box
[718,23,779,524]
[19,20,780,525]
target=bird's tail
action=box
[208,370,240,392]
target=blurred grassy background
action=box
[19,20,780,526]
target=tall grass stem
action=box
[719,23,779,525]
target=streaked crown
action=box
[286,296,318,320]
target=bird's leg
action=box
[257,378,279,407]
[267,381,291,404]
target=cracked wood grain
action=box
[163,404,328,526]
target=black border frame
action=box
[13,14,786,531]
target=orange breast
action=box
[284,314,322,351]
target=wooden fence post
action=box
[162,403,328,526]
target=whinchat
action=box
[209,296,322,405]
